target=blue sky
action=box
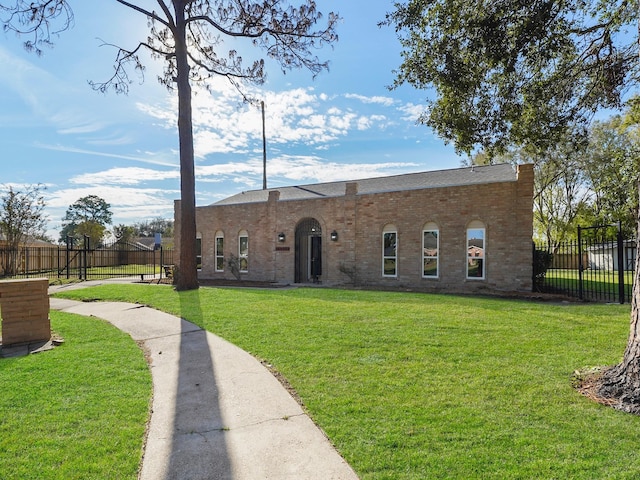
[0,1,465,240]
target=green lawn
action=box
[3,264,163,283]
[0,311,152,479]
[52,284,640,479]
[545,268,634,300]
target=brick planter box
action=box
[0,278,50,346]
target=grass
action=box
[2,264,163,283]
[0,311,152,479]
[545,269,634,300]
[51,284,640,479]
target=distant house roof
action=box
[135,237,157,249]
[134,237,174,249]
[213,163,518,206]
[0,233,57,246]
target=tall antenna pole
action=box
[261,100,267,190]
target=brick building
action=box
[175,163,534,293]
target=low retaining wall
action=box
[0,278,50,346]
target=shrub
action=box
[533,247,554,291]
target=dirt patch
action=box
[571,366,640,415]
[572,367,620,408]
[259,359,305,409]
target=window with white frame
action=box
[467,221,485,279]
[382,225,397,277]
[215,231,224,272]
[238,230,249,272]
[196,233,202,270]
[422,223,439,278]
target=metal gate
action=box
[534,222,635,303]
[59,236,164,280]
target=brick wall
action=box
[0,278,50,345]
[177,164,534,293]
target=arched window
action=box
[422,222,439,278]
[215,231,224,272]
[467,221,485,279]
[382,224,397,277]
[238,230,249,272]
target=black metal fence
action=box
[0,238,174,282]
[534,225,636,304]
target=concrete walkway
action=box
[49,284,359,480]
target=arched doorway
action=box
[295,218,322,283]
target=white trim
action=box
[238,232,249,273]
[215,232,224,272]
[196,233,202,271]
[382,229,397,278]
[422,227,439,279]
[466,226,486,280]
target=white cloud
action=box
[397,102,427,122]
[70,167,179,186]
[34,143,177,167]
[135,82,419,160]
[344,93,396,106]
[85,132,136,147]
[47,185,174,209]
[53,114,107,135]
[263,156,419,184]
[194,154,419,186]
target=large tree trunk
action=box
[173,1,199,291]
[597,181,640,412]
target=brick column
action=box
[0,278,50,346]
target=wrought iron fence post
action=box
[82,235,90,280]
[578,226,584,301]
[531,242,535,292]
[617,221,625,304]
[79,236,84,280]
[66,235,72,279]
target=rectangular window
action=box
[195,237,202,270]
[467,228,485,279]
[215,236,224,272]
[239,235,249,272]
[383,231,397,277]
[423,230,439,277]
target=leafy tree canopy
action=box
[583,113,640,236]
[63,194,112,225]
[384,0,637,155]
[479,106,640,243]
[133,217,174,238]
[0,183,47,247]
[113,223,136,243]
[61,195,113,246]
[0,183,48,276]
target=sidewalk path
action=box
[50,288,359,479]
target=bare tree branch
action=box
[88,40,150,94]
[0,0,73,54]
[114,0,172,29]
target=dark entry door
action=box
[310,236,322,281]
[295,218,322,283]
